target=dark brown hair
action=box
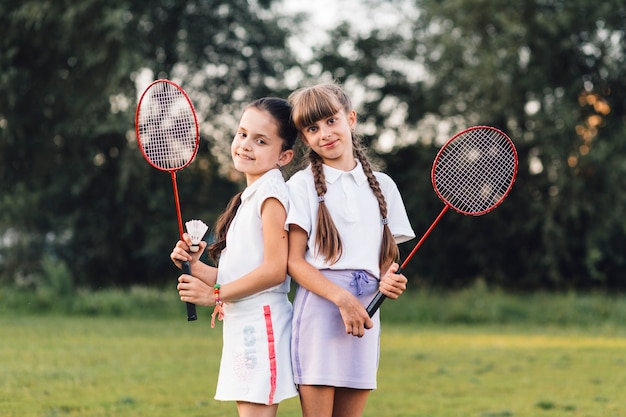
[207,97,297,262]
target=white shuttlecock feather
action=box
[185,219,209,252]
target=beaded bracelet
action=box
[211,284,224,328]
[213,284,222,306]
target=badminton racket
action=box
[135,79,200,321]
[367,126,518,317]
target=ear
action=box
[347,110,357,131]
[278,149,294,167]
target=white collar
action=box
[321,160,368,186]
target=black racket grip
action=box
[366,266,403,317]
[366,292,386,317]
[181,261,198,321]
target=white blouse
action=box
[286,160,415,278]
[217,169,291,297]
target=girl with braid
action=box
[286,82,415,417]
[170,97,298,417]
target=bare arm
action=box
[287,225,373,337]
[216,197,289,301]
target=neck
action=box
[322,155,357,172]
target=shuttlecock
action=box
[185,219,209,252]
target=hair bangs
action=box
[290,87,343,131]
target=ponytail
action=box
[208,97,296,262]
[207,191,243,262]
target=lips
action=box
[321,139,339,148]
[236,152,254,160]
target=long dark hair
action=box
[207,97,297,262]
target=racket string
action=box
[434,129,516,214]
[437,141,513,211]
[438,155,513,212]
[137,81,198,170]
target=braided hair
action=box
[288,83,399,272]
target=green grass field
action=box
[2,315,625,417]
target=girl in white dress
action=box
[286,82,415,417]
[170,97,298,417]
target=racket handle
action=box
[366,266,403,317]
[366,292,386,317]
[181,261,198,321]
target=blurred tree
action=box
[309,0,626,290]
[0,0,299,288]
[2,0,625,293]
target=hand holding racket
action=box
[135,79,200,321]
[367,126,518,317]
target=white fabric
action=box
[217,168,291,296]
[214,168,297,404]
[286,161,415,278]
[215,292,297,404]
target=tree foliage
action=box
[311,0,626,290]
[0,0,298,288]
[1,0,625,292]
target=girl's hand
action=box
[170,233,207,269]
[378,262,407,299]
[177,274,214,306]
[336,290,373,338]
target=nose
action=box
[239,136,252,150]
[319,124,331,138]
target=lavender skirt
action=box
[291,269,381,390]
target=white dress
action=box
[214,169,297,404]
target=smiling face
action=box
[300,108,357,170]
[231,107,293,184]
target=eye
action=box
[255,138,267,145]
[238,131,247,138]
[327,117,337,124]
[306,125,318,133]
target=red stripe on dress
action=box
[263,305,277,405]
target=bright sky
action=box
[279,0,363,60]
[281,0,412,29]
[278,0,423,151]
[279,0,416,58]
[281,0,366,30]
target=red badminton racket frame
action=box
[367,126,518,317]
[135,79,200,321]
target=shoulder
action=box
[373,171,399,190]
[287,167,313,183]
[373,170,393,182]
[260,176,288,195]
[257,172,289,207]
[287,167,314,191]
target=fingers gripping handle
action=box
[366,267,403,317]
[367,205,446,317]
[181,261,198,321]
